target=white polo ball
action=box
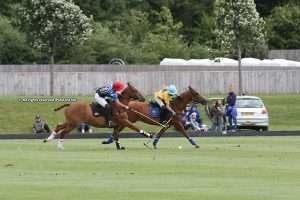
[178,146,182,149]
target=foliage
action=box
[215,0,267,57]
[61,7,199,64]
[21,0,93,63]
[171,0,215,45]
[254,0,286,17]
[0,16,36,64]
[0,0,23,17]
[1,0,300,64]
[266,4,300,49]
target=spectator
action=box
[32,115,51,134]
[226,85,237,132]
[78,123,92,134]
[182,104,203,131]
[221,98,227,134]
[181,106,191,125]
[210,100,225,132]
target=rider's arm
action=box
[165,103,176,116]
[115,99,129,110]
[163,92,176,116]
[110,92,129,110]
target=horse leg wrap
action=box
[46,131,56,141]
[115,142,125,150]
[57,139,64,150]
[116,142,121,149]
[139,130,151,138]
[153,137,159,146]
[188,137,197,146]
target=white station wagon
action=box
[236,96,269,131]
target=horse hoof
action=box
[57,146,64,150]
[43,139,47,143]
[117,146,126,150]
[143,142,148,147]
[195,145,200,148]
[152,144,157,149]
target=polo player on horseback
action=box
[153,84,178,122]
[101,84,178,144]
[95,80,129,127]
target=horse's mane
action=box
[170,89,190,109]
[175,89,189,101]
[118,83,145,103]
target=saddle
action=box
[90,102,106,117]
[149,102,172,123]
[149,102,161,118]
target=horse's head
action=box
[171,86,207,111]
[121,82,145,102]
[188,86,208,105]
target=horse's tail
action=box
[54,104,70,112]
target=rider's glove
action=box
[171,110,176,116]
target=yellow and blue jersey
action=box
[154,89,173,105]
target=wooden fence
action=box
[0,64,300,95]
[268,49,300,61]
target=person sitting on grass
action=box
[182,104,203,131]
[32,115,51,134]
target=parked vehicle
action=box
[236,96,269,131]
[205,96,269,131]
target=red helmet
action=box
[112,80,125,92]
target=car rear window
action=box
[236,98,264,108]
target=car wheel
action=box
[257,127,268,132]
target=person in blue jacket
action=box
[226,85,237,132]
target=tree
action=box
[267,4,300,49]
[74,7,190,64]
[0,16,36,64]
[0,0,21,17]
[21,0,93,95]
[21,0,93,64]
[139,6,189,63]
[254,0,285,17]
[171,0,215,45]
[215,0,266,94]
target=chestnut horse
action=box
[43,83,152,150]
[113,86,208,148]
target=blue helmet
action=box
[167,84,177,96]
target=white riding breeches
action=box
[95,93,107,107]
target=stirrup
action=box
[108,121,116,127]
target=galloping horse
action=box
[113,86,208,148]
[43,82,152,150]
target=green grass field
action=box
[0,137,299,200]
[0,94,299,133]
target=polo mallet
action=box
[129,108,167,128]
[143,116,174,148]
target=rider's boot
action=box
[102,134,114,144]
[105,104,115,127]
